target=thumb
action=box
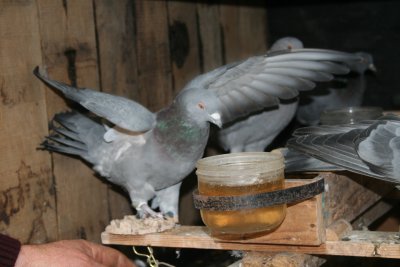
[85,241,136,267]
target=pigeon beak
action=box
[209,112,222,128]
[369,63,377,73]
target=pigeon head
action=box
[350,52,376,73]
[174,88,222,128]
[269,37,304,51]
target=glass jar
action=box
[196,152,286,236]
[320,106,383,125]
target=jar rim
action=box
[196,152,284,185]
[197,152,283,169]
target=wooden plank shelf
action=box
[101,172,400,259]
[101,227,400,259]
[102,179,325,246]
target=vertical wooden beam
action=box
[93,0,139,100]
[197,3,223,72]
[0,1,57,243]
[167,1,201,92]
[93,0,135,220]
[134,0,172,111]
[219,3,268,63]
[36,0,109,242]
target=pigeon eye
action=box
[197,102,205,110]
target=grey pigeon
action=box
[216,37,305,152]
[296,52,376,125]
[34,48,362,219]
[269,36,304,51]
[286,115,400,183]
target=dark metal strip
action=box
[193,176,324,211]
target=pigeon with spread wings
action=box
[35,48,362,219]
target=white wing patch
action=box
[103,126,147,143]
[104,128,120,142]
[114,142,132,161]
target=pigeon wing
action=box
[287,129,376,177]
[34,67,156,132]
[187,49,362,124]
[287,118,400,183]
[356,118,400,179]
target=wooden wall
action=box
[0,0,268,243]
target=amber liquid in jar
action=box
[199,174,286,235]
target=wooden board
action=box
[167,1,201,92]
[352,199,396,230]
[0,0,57,244]
[36,0,109,242]
[94,0,139,100]
[219,3,268,63]
[102,179,325,246]
[196,3,223,72]
[134,0,173,112]
[321,172,395,226]
[102,228,400,259]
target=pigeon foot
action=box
[137,203,164,219]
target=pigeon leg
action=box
[126,183,162,218]
[136,202,164,219]
[154,182,182,222]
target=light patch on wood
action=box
[105,215,176,235]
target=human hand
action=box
[14,239,136,267]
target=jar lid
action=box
[196,152,284,185]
